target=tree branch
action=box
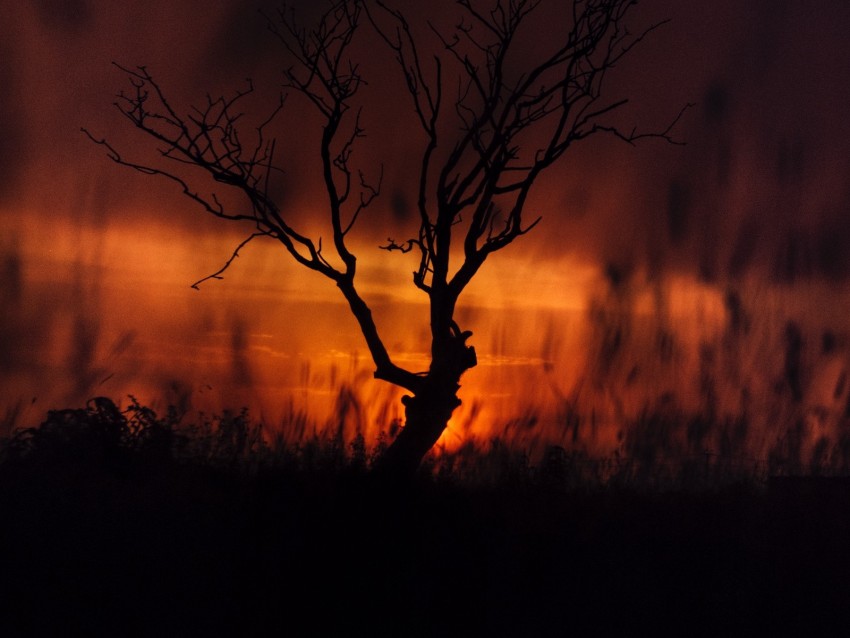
[85,1,415,391]
[191,232,268,289]
[372,0,687,326]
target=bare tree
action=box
[84,0,687,475]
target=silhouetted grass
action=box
[2,397,850,636]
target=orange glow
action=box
[7,208,850,474]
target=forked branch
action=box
[371,0,688,317]
[85,1,422,394]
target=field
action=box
[2,398,850,636]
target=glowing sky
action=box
[3,1,850,458]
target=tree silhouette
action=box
[84,0,687,475]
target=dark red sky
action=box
[3,1,850,452]
[4,1,850,277]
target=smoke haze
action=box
[3,1,850,462]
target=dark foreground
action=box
[2,402,850,636]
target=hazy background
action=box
[3,0,850,459]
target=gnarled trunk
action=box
[375,326,477,476]
[373,381,461,476]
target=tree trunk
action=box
[374,325,477,476]
[373,383,461,476]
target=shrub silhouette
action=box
[3,396,171,471]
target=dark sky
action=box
[4,1,850,279]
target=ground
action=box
[2,444,850,636]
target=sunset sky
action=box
[3,1,850,456]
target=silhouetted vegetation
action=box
[85,0,688,474]
[2,396,850,635]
